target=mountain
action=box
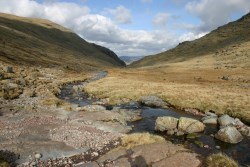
[120,56,144,65]
[130,12,250,67]
[0,13,125,71]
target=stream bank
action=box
[57,72,250,166]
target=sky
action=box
[0,0,250,57]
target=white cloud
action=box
[186,0,250,32]
[178,32,208,42]
[0,0,177,57]
[105,5,132,24]
[141,0,153,3]
[152,12,171,26]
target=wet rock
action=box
[152,152,201,167]
[178,117,205,134]
[186,133,200,139]
[215,126,243,144]
[205,112,217,117]
[140,96,169,108]
[218,114,235,126]
[81,105,106,112]
[155,116,178,132]
[238,126,250,136]
[176,131,185,136]
[202,116,218,124]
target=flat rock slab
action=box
[152,152,201,167]
[97,142,200,167]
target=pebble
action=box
[35,153,42,159]
[215,145,221,149]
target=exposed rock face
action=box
[178,117,205,133]
[215,126,243,144]
[218,114,236,126]
[140,96,169,108]
[155,117,178,131]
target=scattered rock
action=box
[218,114,235,126]
[178,117,205,134]
[155,116,178,132]
[215,126,243,144]
[140,96,169,108]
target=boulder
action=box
[202,116,218,124]
[155,117,178,132]
[140,96,169,108]
[218,114,235,126]
[215,126,243,144]
[178,117,205,134]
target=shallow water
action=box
[129,108,250,166]
[58,72,250,166]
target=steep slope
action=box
[131,12,250,67]
[0,13,125,71]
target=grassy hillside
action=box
[0,13,125,71]
[131,12,250,67]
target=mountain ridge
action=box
[0,13,125,71]
[130,12,250,67]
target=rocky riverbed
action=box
[1,64,249,167]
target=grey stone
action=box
[238,126,250,137]
[205,112,217,117]
[215,126,243,144]
[202,116,218,124]
[218,114,235,126]
[155,116,178,132]
[140,96,169,108]
[178,117,205,134]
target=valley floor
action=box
[85,45,250,123]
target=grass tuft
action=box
[206,153,239,167]
[120,133,165,149]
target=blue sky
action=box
[0,0,250,57]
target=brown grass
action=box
[206,153,239,167]
[85,42,250,123]
[120,133,165,149]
